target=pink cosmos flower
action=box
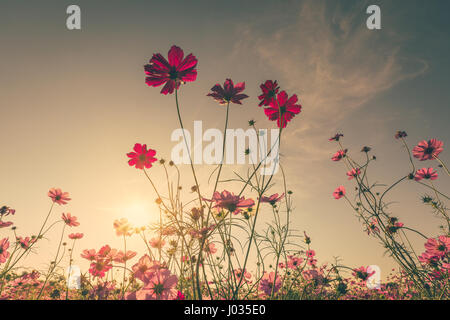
[424,236,449,258]
[0,206,15,217]
[207,79,249,105]
[418,252,440,267]
[347,168,361,180]
[259,272,281,296]
[144,45,197,95]
[414,168,438,181]
[306,249,316,258]
[260,193,284,205]
[0,238,10,264]
[113,218,133,236]
[81,249,97,261]
[176,291,185,300]
[132,255,161,281]
[68,233,83,240]
[114,250,137,263]
[263,91,302,128]
[0,221,13,228]
[366,218,380,235]
[17,236,32,249]
[329,133,344,141]
[333,186,346,200]
[258,80,279,107]
[149,237,166,249]
[127,143,157,170]
[205,190,255,215]
[48,188,71,205]
[128,269,178,300]
[287,255,304,270]
[62,213,79,227]
[412,139,444,161]
[203,243,217,255]
[352,266,375,282]
[234,268,252,283]
[332,149,347,161]
[89,260,112,278]
[387,222,404,234]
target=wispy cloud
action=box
[231,0,428,195]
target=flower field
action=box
[0,45,448,300]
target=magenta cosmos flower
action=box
[205,190,255,215]
[264,91,302,128]
[62,213,79,227]
[127,143,157,169]
[127,269,178,300]
[144,45,197,95]
[414,168,438,181]
[259,271,281,296]
[0,238,10,263]
[352,266,375,282]
[332,149,347,161]
[347,168,361,180]
[89,260,112,278]
[258,80,279,107]
[425,236,449,258]
[260,193,284,205]
[68,233,83,240]
[48,188,71,205]
[412,139,444,161]
[333,186,346,199]
[207,79,249,105]
[131,255,161,282]
[329,133,344,141]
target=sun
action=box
[121,202,157,228]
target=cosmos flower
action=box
[203,242,217,255]
[258,80,279,107]
[0,206,15,217]
[366,218,380,235]
[17,236,33,249]
[233,268,252,283]
[149,237,166,249]
[68,233,84,240]
[347,168,361,180]
[131,255,161,282]
[113,218,133,237]
[89,260,112,278]
[394,131,407,139]
[333,186,346,200]
[412,139,444,161]
[287,255,304,270]
[144,45,197,95]
[205,190,255,215]
[424,236,449,258]
[332,149,347,161]
[127,269,178,300]
[207,79,248,105]
[81,249,97,261]
[259,272,281,296]
[62,213,80,227]
[0,221,13,228]
[48,188,71,205]
[329,133,344,142]
[0,238,10,264]
[127,143,157,170]
[414,168,438,181]
[263,91,302,128]
[352,266,375,282]
[260,193,284,205]
[114,250,137,264]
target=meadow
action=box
[0,45,448,300]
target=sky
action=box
[1,0,449,280]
